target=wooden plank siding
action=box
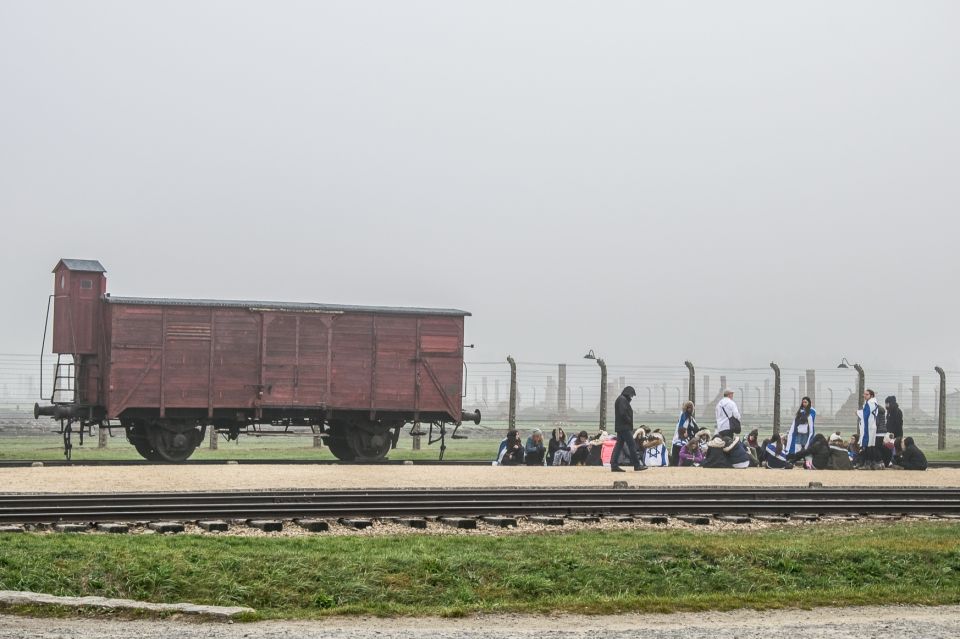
[105,303,465,421]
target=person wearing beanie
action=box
[826,432,853,470]
[884,396,904,467]
[611,386,645,472]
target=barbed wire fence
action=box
[1,354,957,448]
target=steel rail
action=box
[1,459,957,468]
[1,488,959,523]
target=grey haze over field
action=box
[0,1,957,371]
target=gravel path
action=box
[1,465,957,493]
[3,605,959,638]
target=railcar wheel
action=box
[326,437,356,461]
[147,424,201,462]
[133,439,164,461]
[125,422,164,461]
[347,428,393,461]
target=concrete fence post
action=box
[854,364,865,405]
[806,369,816,407]
[597,358,608,431]
[935,366,946,450]
[507,356,517,429]
[210,427,219,450]
[558,364,567,416]
[98,427,107,449]
[684,361,696,404]
[770,362,781,436]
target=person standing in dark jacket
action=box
[883,396,904,467]
[611,386,645,472]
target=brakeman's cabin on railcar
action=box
[36,259,480,461]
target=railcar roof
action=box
[54,259,107,273]
[104,295,471,317]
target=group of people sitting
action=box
[493,387,929,471]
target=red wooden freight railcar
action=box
[36,259,479,461]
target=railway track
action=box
[1,487,959,524]
[1,459,957,468]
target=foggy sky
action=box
[1,1,958,371]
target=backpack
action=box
[875,405,887,433]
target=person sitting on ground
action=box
[702,435,732,468]
[745,429,761,466]
[723,434,753,468]
[678,436,705,467]
[893,436,928,471]
[695,429,711,454]
[762,435,792,470]
[496,429,524,466]
[524,429,546,466]
[787,432,830,470]
[848,434,864,467]
[642,431,670,467]
[671,421,689,466]
[586,431,609,466]
[569,430,592,466]
[827,433,853,470]
[547,428,569,466]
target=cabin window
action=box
[60,275,65,290]
[80,279,93,290]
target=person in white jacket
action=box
[715,389,741,436]
[857,389,882,470]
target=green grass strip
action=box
[1,522,959,619]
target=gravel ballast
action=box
[2,605,959,638]
[1,465,957,493]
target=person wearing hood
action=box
[642,431,670,467]
[857,389,883,470]
[883,396,904,467]
[723,434,753,468]
[524,429,546,466]
[826,433,853,470]
[701,436,732,468]
[785,397,816,457]
[611,386,645,472]
[672,402,698,466]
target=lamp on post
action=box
[584,350,607,431]
[838,358,865,406]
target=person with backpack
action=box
[856,389,884,470]
[785,396,816,456]
[883,396,904,467]
[715,389,742,436]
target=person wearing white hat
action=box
[715,389,741,436]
